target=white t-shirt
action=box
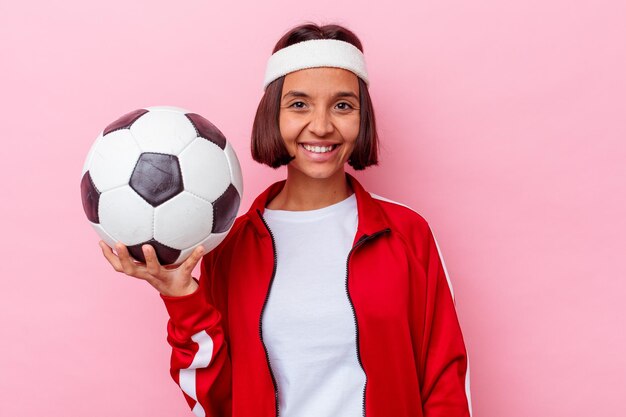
[261,193,365,417]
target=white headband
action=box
[263,39,369,90]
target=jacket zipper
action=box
[346,228,391,417]
[257,209,281,417]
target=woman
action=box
[100,23,472,417]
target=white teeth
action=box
[302,144,335,153]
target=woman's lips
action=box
[298,143,341,161]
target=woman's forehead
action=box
[282,67,359,95]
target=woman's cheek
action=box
[279,122,292,142]
[342,117,360,143]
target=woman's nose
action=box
[307,108,334,137]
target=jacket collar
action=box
[246,173,389,239]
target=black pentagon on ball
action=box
[130,152,183,207]
[103,109,148,136]
[80,171,100,223]
[127,239,181,265]
[186,113,227,150]
[212,184,240,233]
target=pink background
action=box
[1,0,624,415]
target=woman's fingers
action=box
[142,244,162,277]
[115,242,153,280]
[100,241,204,294]
[99,241,123,272]
[99,241,165,291]
[116,243,143,277]
[181,245,205,274]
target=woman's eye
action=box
[290,101,306,109]
[336,102,354,110]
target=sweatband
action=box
[263,39,369,90]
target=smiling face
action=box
[279,67,361,181]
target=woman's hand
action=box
[99,241,204,297]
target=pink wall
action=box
[1,0,624,415]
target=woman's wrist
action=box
[160,278,199,298]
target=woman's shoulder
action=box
[367,192,432,237]
[369,192,428,222]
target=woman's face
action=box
[279,67,360,181]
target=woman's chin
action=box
[288,162,346,181]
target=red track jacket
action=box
[160,174,472,417]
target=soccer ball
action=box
[80,106,243,265]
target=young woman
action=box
[100,23,472,417]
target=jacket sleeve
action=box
[160,251,232,417]
[420,225,472,417]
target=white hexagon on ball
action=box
[88,129,142,192]
[175,231,229,264]
[178,137,232,202]
[90,223,118,249]
[99,186,155,245]
[154,191,214,250]
[130,107,198,155]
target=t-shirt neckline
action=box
[263,193,356,222]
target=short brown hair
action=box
[251,23,379,170]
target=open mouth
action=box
[300,144,339,154]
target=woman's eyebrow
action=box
[334,91,359,100]
[282,90,309,100]
[282,90,359,100]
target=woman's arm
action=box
[420,225,472,417]
[160,253,232,417]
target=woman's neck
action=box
[266,168,352,211]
